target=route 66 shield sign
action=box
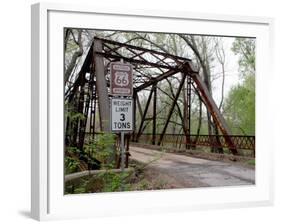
[110,62,133,96]
[114,71,129,87]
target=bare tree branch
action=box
[64,29,84,85]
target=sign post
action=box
[110,62,133,190]
[120,131,125,174]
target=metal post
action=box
[186,75,191,149]
[121,132,125,172]
[136,93,143,118]
[125,134,130,168]
[152,84,157,145]
[158,75,186,145]
[93,38,110,132]
[92,86,97,138]
[120,58,126,176]
[136,87,154,141]
[132,91,137,141]
[120,131,125,191]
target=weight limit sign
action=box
[111,98,133,132]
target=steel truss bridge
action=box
[65,36,255,166]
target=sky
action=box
[211,37,241,105]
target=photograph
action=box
[63,28,255,194]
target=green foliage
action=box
[85,133,130,192]
[65,111,85,121]
[97,171,130,192]
[223,75,255,135]
[66,146,81,154]
[247,159,255,166]
[65,156,80,174]
[67,133,129,193]
[65,102,86,124]
[64,102,86,140]
[232,38,255,78]
[65,134,167,194]
[73,178,90,194]
[222,37,256,136]
[84,133,116,168]
[65,171,131,194]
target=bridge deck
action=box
[130,146,255,188]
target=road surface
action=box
[130,146,255,188]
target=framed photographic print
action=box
[31,2,274,221]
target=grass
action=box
[246,159,255,166]
[64,158,171,194]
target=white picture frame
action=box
[31,2,274,221]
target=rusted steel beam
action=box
[157,75,187,145]
[65,47,93,102]
[95,37,191,62]
[91,85,97,138]
[78,81,92,150]
[87,71,95,137]
[102,43,123,56]
[156,85,185,132]
[150,52,172,67]
[75,86,85,148]
[125,47,148,62]
[95,51,174,70]
[135,69,178,92]
[152,84,157,145]
[132,91,137,141]
[130,50,146,59]
[93,39,110,132]
[190,73,238,155]
[136,92,143,118]
[186,75,192,149]
[136,87,154,142]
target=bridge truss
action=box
[65,36,255,162]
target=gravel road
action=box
[130,146,255,188]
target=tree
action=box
[223,75,255,135]
[223,38,255,135]
[214,37,226,111]
[64,29,83,85]
[232,38,255,77]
